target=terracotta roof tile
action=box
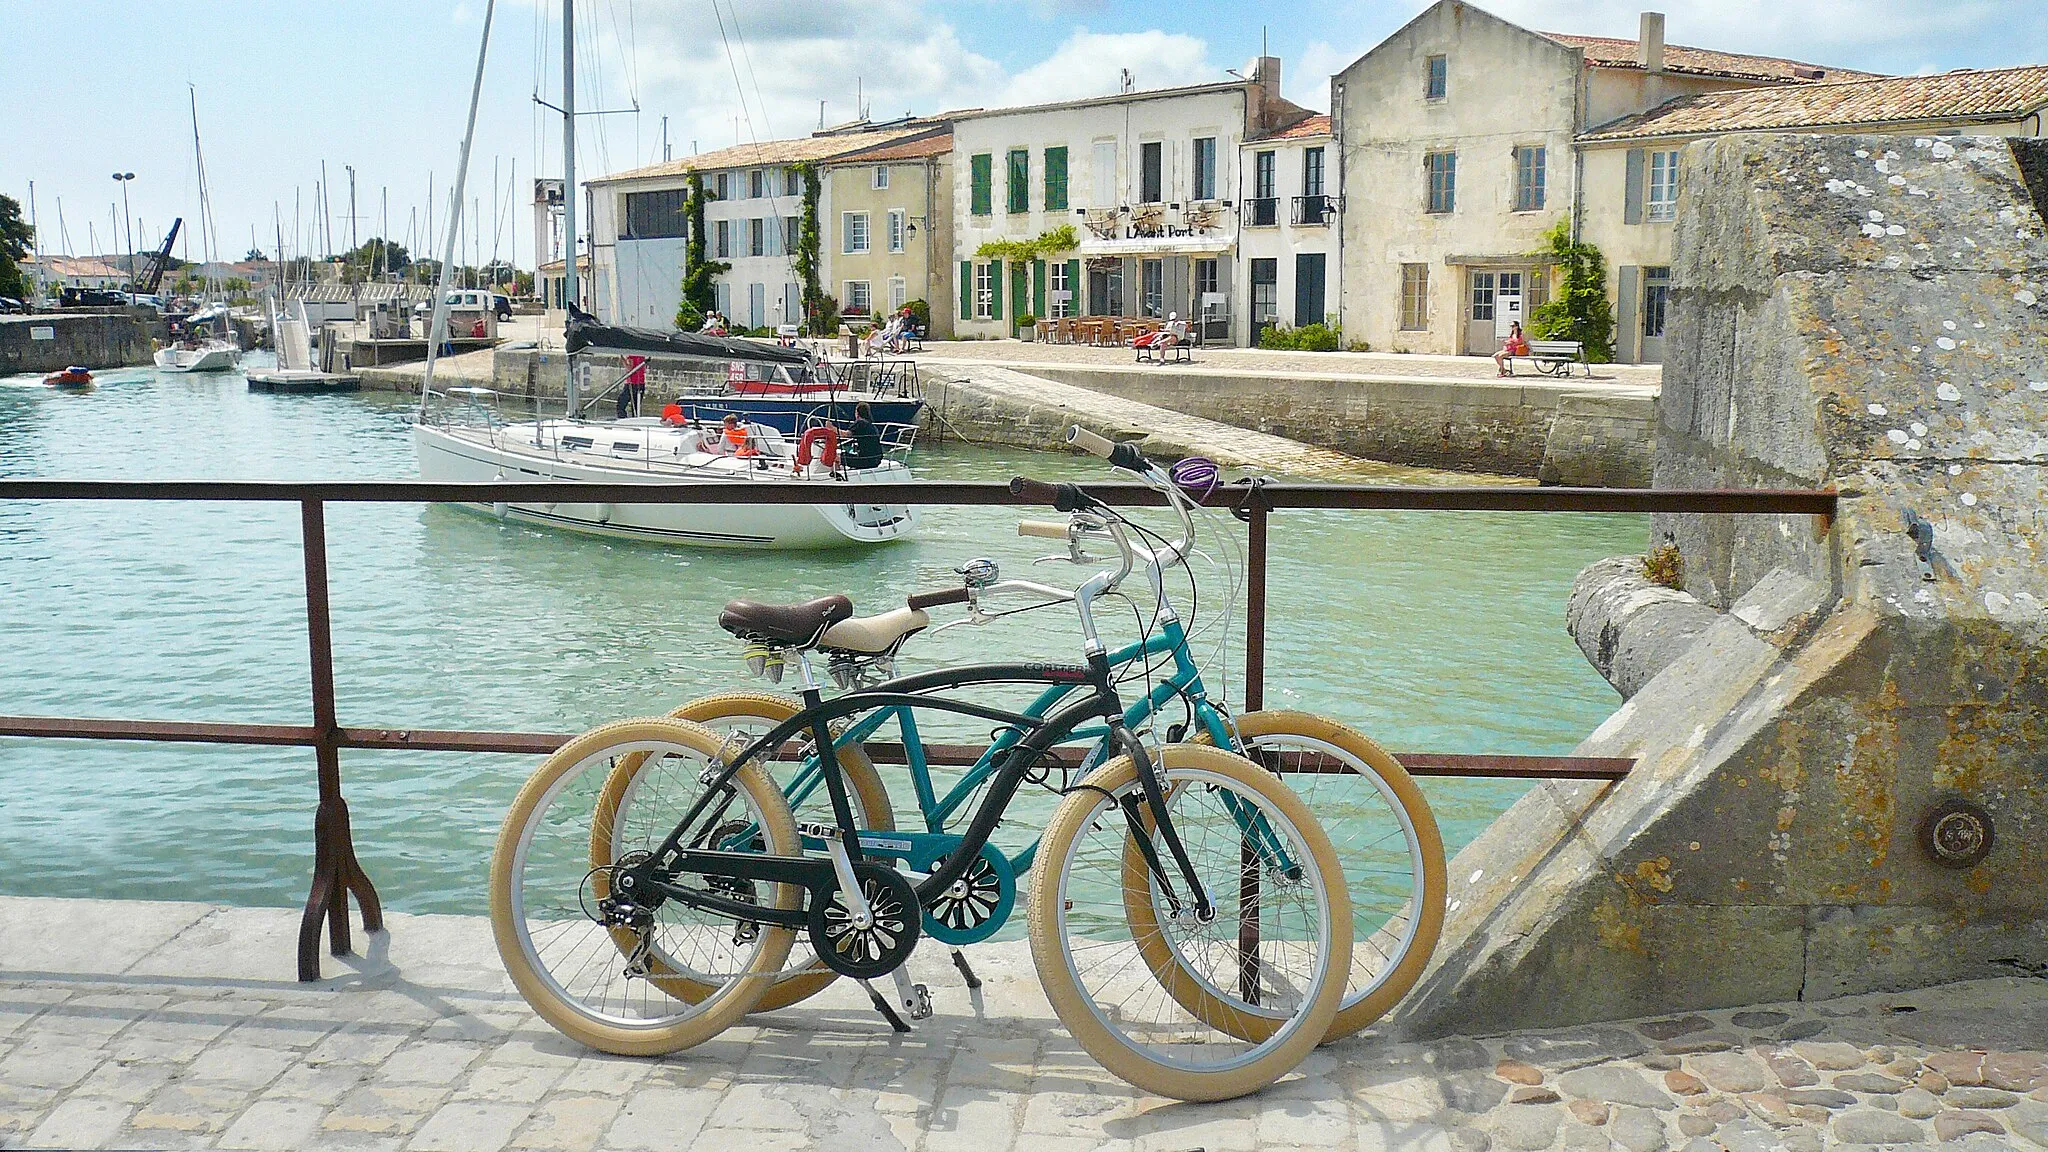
[1581,65,2048,141]
[1251,114,1332,143]
[832,132,953,164]
[1541,33,1881,84]
[590,128,932,184]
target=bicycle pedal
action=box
[890,967,934,1021]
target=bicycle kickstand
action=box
[950,948,983,990]
[860,968,933,1034]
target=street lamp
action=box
[112,173,137,301]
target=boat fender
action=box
[795,424,840,468]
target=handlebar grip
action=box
[1066,425,1116,459]
[907,587,971,609]
[1009,477,1096,512]
[1017,519,1069,540]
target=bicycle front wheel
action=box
[1028,743,1351,1101]
[491,717,800,1056]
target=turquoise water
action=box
[0,363,1643,914]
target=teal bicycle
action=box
[608,426,1446,1040]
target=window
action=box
[1425,151,1456,213]
[1093,141,1117,205]
[1400,263,1429,330]
[1302,147,1325,198]
[1648,151,1679,221]
[621,189,687,239]
[714,219,732,259]
[715,172,733,200]
[748,217,765,257]
[887,209,905,253]
[786,170,802,196]
[844,280,871,316]
[842,211,870,254]
[1425,54,1447,100]
[749,169,765,199]
[1140,141,1163,203]
[1141,259,1164,317]
[970,153,992,216]
[1642,266,1671,337]
[1470,270,1495,322]
[973,262,993,319]
[1193,137,1217,200]
[872,165,890,190]
[785,217,800,255]
[1044,146,1069,211]
[1251,258,1278,324]
[1049,260,1072,318]
[1007,149,1030,213]
[889,276,907,312]
[1195,258,1219,302]
[1514,146,1546,212]
[1254,151,1276,199]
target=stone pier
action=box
[1388,134,2048,1042]
[0,313,156,374]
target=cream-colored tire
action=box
[1158,709,1446,1042]
[1029,744,1351,1101]
[491,717,798,1056]
[592,691,895,1012]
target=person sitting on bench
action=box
[1493,321,1530,377]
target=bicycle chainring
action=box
[808,860,920,979]
[922,842,1015,946]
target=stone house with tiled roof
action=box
[1332,1,1874,359]
[1238,114,1338,342]
[821,127,959,337]
[584,121,944,330]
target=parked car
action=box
[493,293,512,320]
[413,290,498,317]
[0,297,26,314]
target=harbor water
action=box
[0,362,1644,918]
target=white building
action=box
[949,59,1313,344]
[1235,114,1338,344]
[584,125,936,331]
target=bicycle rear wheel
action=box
[1028,743,1350,1101]
[491,717,800,1055]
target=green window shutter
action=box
[1623,149,1645,225]
[989,259,1003,321]
[1044,147,1068,211]
[1007,149,1030,213]
[1033,259,1046,319]
[1067,259,1081,314]
[970,154,992,217]
[960,260,972,320]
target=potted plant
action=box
[1016,312,1038,341]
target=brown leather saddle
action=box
[717,595,854,648]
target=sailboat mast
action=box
[417,0,499,417]
[562,0,576,312]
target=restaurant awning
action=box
[1077,235,1234,257]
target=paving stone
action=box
[1919,1070,1953,1094]
[1790,1041,1867,1070]
[1786,1103,1829,1124]
[410,1099,533,1152]
[1566,1099,1609,1126]
[1609,1105,1668,1152]
[1495,1058,1544,1086]
[1131,1108,1255,1152]
[1896,1086,1940,1118]
[1780,1088,1856,1109]
[1934,1109,2007,1141]
[378,1040,487,1085]
[2010,1101,2048,1148]
[1775,1020,1828,1041]
[1660,1032,1742,1055]
[1730,1011,1790,1030]
[1508,1085,1560,1104]
[1500,1027,1646,1071]
[1834,1071,1910,1093]
[1984,1053,2048,1093]
[73,1058,177,1103]
[1698,1099,1745,1125]
[1020,1090,1135,1137]
[186,1041,298,1088]
[323,1086,446,1135]
[1675,1112,1715,1137]
[706,1082,807,1131]
[1741,1091,1795,1128]
[605,1087,719,1149]
[1690,1052,1772,1094]
[1640,1053,1682,1071]
[1639,1015,1712,1041]
[267,1062,370,1106]
[1557,1064,1673,1110]
[1944,1085,2021,1109]
[218,1099,325,1150]
[1351,1076,1445,1123]
[1663,1070,1705,1096]
[1831,1107,1926,1144]
[0,1040,103,1088]
[1430,1038,1498,1073]
[135,1083,254,1133]
[1763,1050,1819,1088]
[1925,1050,1990,1085]
[550,1055,656,1097]
[455,1062,568,1102]
[1486,1104,1562,1151]
[1254,1098,1350,1147]
[26,1096,132,1148]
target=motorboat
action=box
[412,312,917,550]
[43,366,93,389]
[154,304,242,373]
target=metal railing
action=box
[0,478,1838,979]
[1291,194,1339,225]
[1244,197,1279,227]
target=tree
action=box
[341,237,411,278]
[0,193,33,300]
[675,172,725,329]
[244,247,266,262]
[1527,219,1615,362]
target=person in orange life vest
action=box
[719,413,758,457]
[660,400,686,426]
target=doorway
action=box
[1465,268,1528,354]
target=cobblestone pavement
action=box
[911,340,1665,389]
[1,897,2043,1151]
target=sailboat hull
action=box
[154,345,242,373]
[413,424,916,549]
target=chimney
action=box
[1638,11,1666,74]
[1254,56,1282,103]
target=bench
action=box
[1135,339,1192,365]
[1510,339,1589,377]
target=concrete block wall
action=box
[0,313,155,374]
[1388,134,2048,1038]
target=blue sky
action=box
[5,1,2040,272]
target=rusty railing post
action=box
[297,498,383,981]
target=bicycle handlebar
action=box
[1017,520,1070,540]
[907,587,972,610]
[1064,425,1151,473]
[1008,476,1093,512]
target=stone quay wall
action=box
[1390,133,2048,1040]
[0,312,155,374]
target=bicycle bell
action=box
[956,557,1000,589]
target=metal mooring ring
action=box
[1919,797,1995,869]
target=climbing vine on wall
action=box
[675,172,727,329]
[973,225,1080,264]
[1527,219,1616,362]
[790,162,835,335]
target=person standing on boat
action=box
[843,402,884,471]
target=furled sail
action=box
[564,305,812,366]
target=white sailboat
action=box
[157,90,241,374]
[411,0,915,549]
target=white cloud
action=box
[995,29,1221,107]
